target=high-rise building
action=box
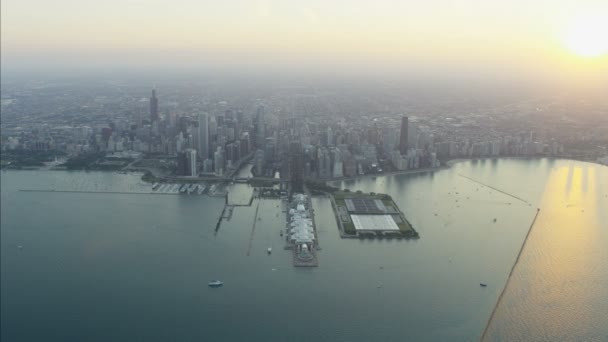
[289,141,304,192]
[399,116,409,155]
[150,89,159,122]
[198,113,209,160]
[186,148,197,176]
[240,132,250,156]
[203,158,214,173]
[254,149,265,176]
[214,147,225,176]
[255,105,266,148]
[176,151,189,176]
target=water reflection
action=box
[484,161,608,341]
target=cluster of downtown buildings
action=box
[2,83,607,177]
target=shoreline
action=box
[3,157,606,182]
[446,156,608,168]
[326,165,448,183]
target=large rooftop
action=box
[345,198,386,214]
[351,214,399,231]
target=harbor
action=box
[19,181,220,196]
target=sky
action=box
[2,0,608,86]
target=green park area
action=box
[331,190,418,239]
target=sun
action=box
[562,14,608,58]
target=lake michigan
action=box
[1,158,607,341]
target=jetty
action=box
[246,202,261,256]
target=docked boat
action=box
[267,247,272,254]
[187,184,197,194]
[208,280,223,287]
[197,184,206,195]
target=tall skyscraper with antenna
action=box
[150,89,159,122]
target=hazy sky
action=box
[2,0,607,84]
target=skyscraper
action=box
[150,89,159,122]
[176,151,188,176]
[186,148,197,177]
[289,141,304,193]
[399,116,409,155]
[255,105,265,148]
[198,113,209,160]
[214,147,225,176]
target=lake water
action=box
[1,159,607,341]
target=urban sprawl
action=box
[2,81,607,181]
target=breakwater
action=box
[480,208,541,341]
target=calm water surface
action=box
[483,160,608,341]
[1,159,606,341]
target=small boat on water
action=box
[186,184,195,194]
[267,247,272,254]
[208,280,223,287]
[480,283,487,287]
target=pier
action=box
[213,188,263,234]
[286,193,319,267]
[246,202,261,256]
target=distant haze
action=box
[2,0,607,87]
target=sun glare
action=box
[562,15,608,58]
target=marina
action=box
[20,182,210,196]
